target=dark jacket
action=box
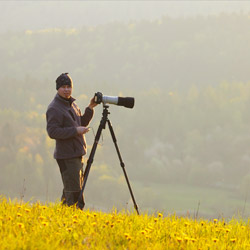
[46,94,94,159]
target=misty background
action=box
[1,1,250,218]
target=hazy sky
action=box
[1,1,250,32]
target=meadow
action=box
[0,197,249,249]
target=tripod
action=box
[78,105,139,215]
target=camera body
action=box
[94,92,103,104]
[94,92,135,109]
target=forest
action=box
[1,12,250,217]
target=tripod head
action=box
[100,105,110,130]
[102,104,110,111]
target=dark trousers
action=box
[56,157,84,208]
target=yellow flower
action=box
[17,213,22,217]
[154,218,158,222]
[67,228,72,232]
[230,238,236,243]
[73,214,78,219]
[213,219,218,224]
[73,220,78,224]
[124,233,130,238]
[145,228,153,233]
[212,238,219,243]
[25,209,31,213]
[176,237,182,243]
[17,223,24,229]
[73,232,78,240]
[92,222,97,227]
[158,213,163,218]
[41,222,48,226]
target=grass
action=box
[1,197,250,249]
[135,183,250,218]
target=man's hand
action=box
[76,126,90,135]
[88,97,98,110]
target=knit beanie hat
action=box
[56,73,73,90]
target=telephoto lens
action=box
[94,92,135,108]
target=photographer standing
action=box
[46,73,98,208]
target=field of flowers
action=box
[0,197,249,249]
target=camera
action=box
[94,92,135,109]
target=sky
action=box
[1,1,250,33]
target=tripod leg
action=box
[107,119,139,215]
[77,117,106,209]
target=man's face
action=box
[57,85,72,99]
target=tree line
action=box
[1,80,250,209]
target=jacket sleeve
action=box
[81,107,94,127]
[46,108,78,140]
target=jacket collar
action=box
[55,93,75,106]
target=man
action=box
[46,73,98,208]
